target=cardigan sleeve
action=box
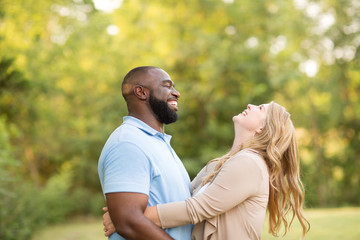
[157,151,266,228]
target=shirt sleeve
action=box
[102,141,151,195]
[157,152,265,228]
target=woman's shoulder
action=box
[233,148,262,160]
[231,149,268,173]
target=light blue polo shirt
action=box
[98,116,192,240]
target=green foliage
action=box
[1,1,360,237]
[0,58,106,239]
[0,57,29,124]
[0,122,103,239]
[0,118,33,240]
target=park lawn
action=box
[262,207,360,240]
[32,207,360,240]
[31,216,105,240]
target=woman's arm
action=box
[158,152,265,228]
[103,152,266,230]
[102,161,217,233]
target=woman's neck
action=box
[230,130,253,154]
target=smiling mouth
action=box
[168,100,178,110]
[241,110,248,116]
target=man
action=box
[98,66,192,239]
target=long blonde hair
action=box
[202,102,310,238]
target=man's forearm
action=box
[114,214,173,240]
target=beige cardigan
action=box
[157,149,269,240]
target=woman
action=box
[103,102,310,239]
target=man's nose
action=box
[172,88,180,98]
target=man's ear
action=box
[134,86,148,100]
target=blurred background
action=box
[1,0,359,239]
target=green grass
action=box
[32,208,360,240]
[262,207,360,240]
[31,216,105,240]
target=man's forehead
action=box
[148,68,170,79]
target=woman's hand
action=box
[102,205,161,237]
[102,207,116,237]
[144,205,161,227]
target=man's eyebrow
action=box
[162,79,175,87]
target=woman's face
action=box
[233,103,269,134]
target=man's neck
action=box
[128,112,164,134]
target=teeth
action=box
[168,100,177,106]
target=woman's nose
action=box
[247,104,252,110]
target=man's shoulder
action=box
[104,122,159,155]
[99,125,150,164]
[110,122,148,141]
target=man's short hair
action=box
[122,66,159,99]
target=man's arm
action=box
[106,192,174,240]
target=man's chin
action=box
[163,113,178,125]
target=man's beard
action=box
[149,93,178,124]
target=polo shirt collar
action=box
[123,116,172,141]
